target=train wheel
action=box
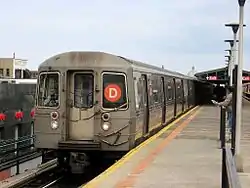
[57,151,71,172]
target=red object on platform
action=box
[30,108,35,118]
[243,76,250,80]
[0,113,6,121]
[15,111,24,119]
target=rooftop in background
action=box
[0,53,38,79]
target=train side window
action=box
[134,78,139,109]
[183,80,188,97]
[189,81,193,94]
[134,76,142,110]
[160,77,165,103]
[175,79,182,99]
[149,75,161,105]
[102,72,128,109]
[167,80,171,100]
[164,78,168,101]
[166,77,174,101]
[74,73,94,108]
[172,78,176,99]
[37,72,59,107]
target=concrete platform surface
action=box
[83,105,250,188]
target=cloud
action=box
[0,0,249,74]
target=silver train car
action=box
[34,51,203,167]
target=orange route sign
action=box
[104,84,122,102]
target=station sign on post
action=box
[206,76,217,80]
[242,76,250,81]
[104,84,122,102]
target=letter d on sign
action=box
[109,88,118,99]
[104,84,122,102]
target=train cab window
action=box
[102,72,128,109]
[37,72,59,107]
[74,73,94,108]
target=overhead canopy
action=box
[195,66,250,84]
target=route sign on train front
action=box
[104,84,122,102]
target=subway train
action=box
[34,51,212,168]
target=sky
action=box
[0,0,250,74]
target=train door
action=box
[161,77,166,124]
[142,75,149,135]
[181,79,184,112]
[187,80,190,108]
[68,72,95,140]
[173,78,177,117]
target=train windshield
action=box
[37,72,59,107]
[74,73,94,108]
[102,72,128,109]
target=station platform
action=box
[83,103,250,188]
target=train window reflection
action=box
[102,73,128,109]
[38,73,59,107]
[74,73,94,108]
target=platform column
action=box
[235,0,247,172]
[14,125,19,156]
[14,124,20,175]
[30,122,34,150]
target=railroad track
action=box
[21,166,112,188]
[36,158,116,188]
[19,167,64,188]
[46,174,88,188]
[1,156,118,188]
[0,159,58,188]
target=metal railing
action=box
[0,135,35,157]
[0,135,39,174]
[219,106,241,188]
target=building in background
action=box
[30,70,38,79]
[0,57,14,78]
[0,53,38,79]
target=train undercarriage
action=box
[41,148,127,173]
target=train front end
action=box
[34,52,133,162]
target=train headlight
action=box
[102,122,111,131]
[51,120,59,129]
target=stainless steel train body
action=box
[34,51,198,160]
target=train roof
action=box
[118,56,196,80]
[39,51,197,80]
